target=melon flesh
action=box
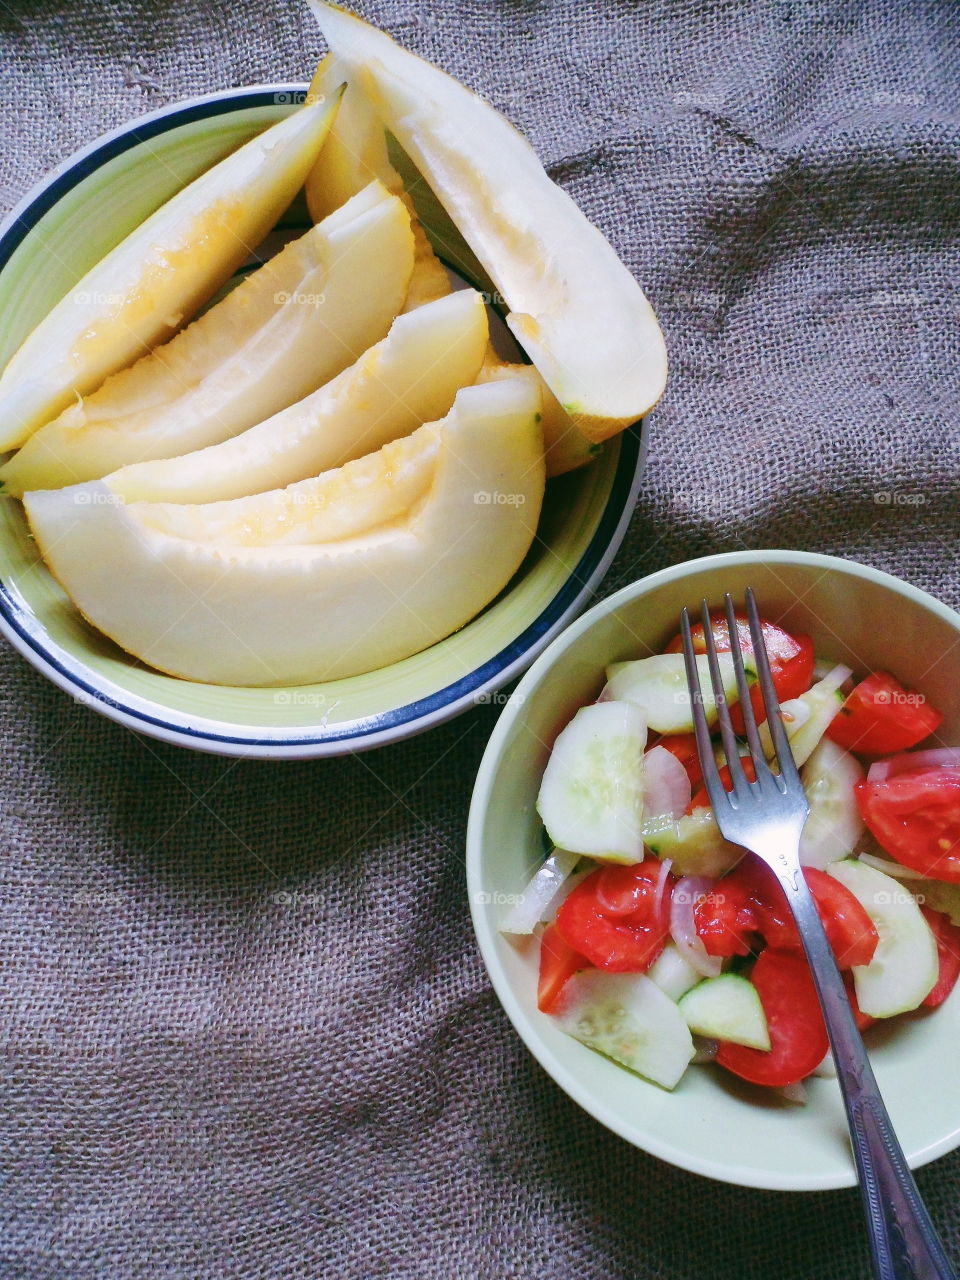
[0,94,343,449]
[0,184,414,496]
[23,379,545,686]
[309,1,667,441]
[306,54,452,315]
[103,290,489,505]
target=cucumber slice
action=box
[827,859,938,1016]
[602,652,754,734]
[647,942,703,1002]
[554,970,695,1089]
[798,738,865,869]
[643,808,743,878]
[759,664,851,767]
[678,974,771,1050]
[536,700,647,863]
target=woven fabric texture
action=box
[1,1,958,1277]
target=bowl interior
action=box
[0,89,637,751]
[468,552,960,1189]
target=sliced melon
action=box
[127,417,444,547]
[98,290,488,505]
[477,360,599,476]
[305,53,451,315]
[309,1,667,441]
[1,185,414,496]
[23,379,545,685]
[0,95,343,448]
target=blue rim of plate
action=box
[0,85,648,756]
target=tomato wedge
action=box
[827,671,943,755]
[537,923,590,1013]
[693,860,878,967]
[663,611,814,732]
[856,769,960,882]
[554,860,671,972]
[920,907,960,1008]
[655,732,703,789]
[716,949,829,1087]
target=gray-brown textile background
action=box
[1,1,958,1276]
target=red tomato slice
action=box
[716,949,829,1087]
[920,907,960,1008]
[654,732,703,789]
[693,860,878,967]
[537,923,590,1014]
[663,611,814,731]
[687,758,757,813]
[554,860,671,972]
[827,671,943,755]
[856,769,960,882]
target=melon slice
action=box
[0,184,414,496]
[102,290,489,505]
[477,360,600,475]
[130,417,445,547]
[306,54,451,314]
[23,379,545,685]
[309,1,667,441]
[0,94,343,449]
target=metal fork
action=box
[681,588,956,1280]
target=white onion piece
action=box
[500,849,581,934]
[653,857,673,920]
[868,747,960,784]
[812,1050,837,1078]
[858,853,929,881]
[642,745,692,821]
[669,875,722,978]
[776,1081,808,1105]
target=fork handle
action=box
[781,874,956,1280]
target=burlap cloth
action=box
[1,1,958,1276]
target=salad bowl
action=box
[0,85,646,758]
[467,549,960,1189]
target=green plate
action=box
[0,85,646,756]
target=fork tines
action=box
[680,587,802,814]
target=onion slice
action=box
[776,1080,808,1105]
[642,745,692,821]
[501,849,581,934]
[669,875,722,978]
[858,852,929,881]
[653,857,673,921]
[868,747,960,784]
